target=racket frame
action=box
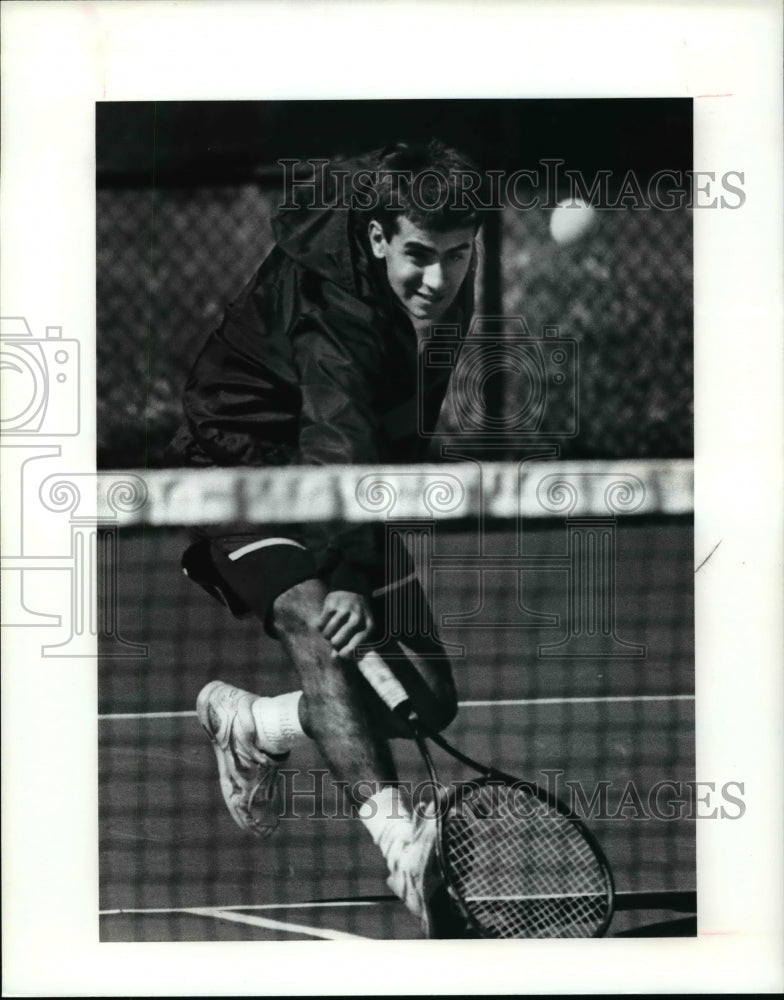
[410,719,616,939]
[355,650,615,938]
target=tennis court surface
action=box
[98,462,695,940]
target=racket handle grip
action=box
[356,650,412,715]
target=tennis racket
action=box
[357,651,615,939]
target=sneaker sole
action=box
[196,680,282,839]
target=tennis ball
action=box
[549,198,597,245]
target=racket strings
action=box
[443,783,610,938]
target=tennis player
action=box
[170,140,484,937]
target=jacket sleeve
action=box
[175,257,302,468]
[290,315,386,596]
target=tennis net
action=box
[97,458,695,940]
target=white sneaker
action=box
[196,680,287,838]
[386,803,455,938]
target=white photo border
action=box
[2,0,782,994]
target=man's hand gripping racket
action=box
[357,651,615,939]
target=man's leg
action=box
[190,526,463,934]
[197,574,459,935]
[270,577,399,791]
[189,533,458,751]
[272,576,464,934]
[270,578,454,929]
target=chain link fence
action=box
[97,182,692,467]
[500,201,692,458]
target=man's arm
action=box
[291,315,387,598]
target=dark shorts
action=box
[181,529,424,639]
[182,531,316,632]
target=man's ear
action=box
[367,219,388,260]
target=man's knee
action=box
[271,578,325,638]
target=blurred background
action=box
[96,99,692,467]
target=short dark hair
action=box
[367,139,486,239]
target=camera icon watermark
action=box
[0,317,80,436]
[419,315,578,440]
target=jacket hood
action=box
[272,150,380,299]
[271,148,477,321]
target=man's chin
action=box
[409,300,447,321]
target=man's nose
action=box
[422,262,445,294]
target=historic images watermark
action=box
[353,311,649,659]
[275,769,746,822]
[356,463,649,659]
[0,314,670,663]
[0,316,147,656]
[279,158,746,212]
[418,317,578,439]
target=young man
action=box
[170,140,484,937]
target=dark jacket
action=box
[170,150,475,594]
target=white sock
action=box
[251,690,305,756]
[358,786,415,870]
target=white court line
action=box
[100,889,678,917]
[100,710,198,720]
[456,694,695,708]
[99,903,369,940]
[98,694,694,721]
[101,901,381,915]
[188,907,368,941]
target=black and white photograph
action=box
[95,99,697,942]
[2,2,782,995]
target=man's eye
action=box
[449,253,466,263]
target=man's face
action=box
[368,215,475,323]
